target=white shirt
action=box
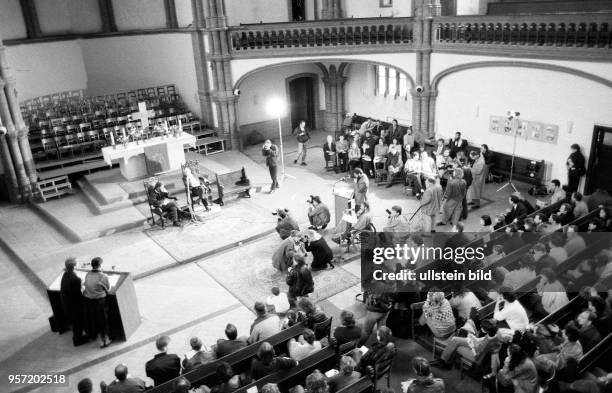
[266,293,290,314]
[538,281,569,314]
[493,299,529,332]
[288,339,322,361]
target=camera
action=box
[386,208,392,215]
[415,85,424,94]
[306,195,315,204]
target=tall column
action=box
[19,0,41,39]
[1,40,37,186]
[413,0,435,138]
[202,0,240,150]
[164,0,179,29]
[321,0,341,19]
[98,0,118,33]
[0,132,19,202]
[321,64,346,133]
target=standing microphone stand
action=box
[496,115,520,193]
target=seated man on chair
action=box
[149,182,181,227]
[182,167,211,211]
[323,135,337,172]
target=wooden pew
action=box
[214,167,251,206]
[233,346,338,393]
[578,332,612,374]
[336,376,375,393]
[148,324,305,393]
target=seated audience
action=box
[556,202,574,225]
[261,383,281,393]
[145,335,181,386]
[571,192,588,218]
[347,141,362,173]
[248,302,281,344]
[530,243,558,275]
[503,258,536,290]
[288,328,322,361]
[404,151,424,198]
[373,137,388,171]
[505,195,529,225]
[536,322,583,370]
[333,310,362,346]
[564,225,586,257]
[354,326,395,374]
[266,286,290,314]
[148,181,181,227]
[105,364,146,393]
[450,287,482,322]
[597,205,612,229]
[431,318,502,372]
[323,135,337,170]
[576,310,601,352]
[385,144,403,188]
[497,344,538,393]
[214,323,246,358]
[336,135,349,172]
[298,298,327,331]
[182,337,215,373]
[419,290,456,339]
[328,356,361,393]
[536,179,566,207]
[307,196,331,230]
[250,342,297,380]
[547,233,568,264]
[493,287,529,334]
[420,151,437,181]
[209,362,242,393]
[275,209,299,240]
[588,296,612,335]
[544,213,562,232]
[403,357,445,393]
[536,268,569,315]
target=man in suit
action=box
[262,139,279,193]
[149,182,180,227]
[323,134,337,172]
[145,335,181,386]
[60,257,87,346]
[214,323,247,358]
[567,144,586,193]
[387,119,404,144]
[420,177,443,232]
[104,364,146,393]
[449,132,468,158]
[505,195,528,224]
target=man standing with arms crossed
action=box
[293,120,310,166]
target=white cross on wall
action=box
[130,102,155,130]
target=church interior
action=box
[1,0,612,392]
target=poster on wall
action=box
[489,115,505,135]
[502,117,515,136]
[516,120,529,139]
[543,124,559,144]
[528,122,544,142]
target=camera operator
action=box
[262,139,279,192]
[274,208,299,240]
[307,195,331,230]
[272,230,305,272]
[383,205,410,242]
[301,229,335,271]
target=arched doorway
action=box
[287,75,316,131]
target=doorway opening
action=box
[291,0,306,21]
[288,75,316,131]
[585,125,612,194]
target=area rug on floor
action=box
[196,233,360,307]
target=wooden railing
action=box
[229,17,414,54]
[433,13,612,49]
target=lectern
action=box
[47,269,140,340]
[332,181,354,226]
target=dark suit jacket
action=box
[328,372,361,393]
[323,141,337,159]
[60,270,83,313]
[505,203,528,224]
[145,353,181,386]
[449,138,468,156]
[333,325,362,345]
[250,356,297,380]
[215,339,247,358]
[106,377,146,393]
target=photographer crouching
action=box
[273,208,299,240]
[301,230,335,271]
[307,195,331,230]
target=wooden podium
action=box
[47,269,140,340]
[332,181,354,226]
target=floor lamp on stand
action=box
[267,97,296,184]
[496,111,520,194]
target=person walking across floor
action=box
[83,257,111,348]
[292,120,310,166]
[262,139,279,192]
[420,177,444,233]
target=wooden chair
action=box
[372,350,395,388]
[143,177,167,228]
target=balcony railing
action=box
[433,13,612,49]
[229,17,414,55]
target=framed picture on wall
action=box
[543,124,559,144]
[528,122,544,141]
[503,117,515,136]
[516,120,529,139]
[489,115,504,134]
